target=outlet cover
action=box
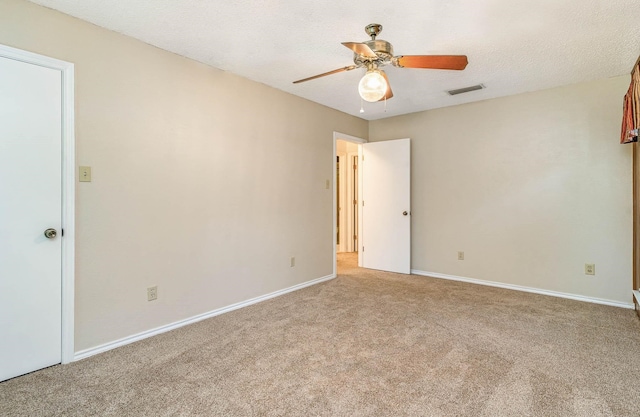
[147,286,158,301]
[79,166,92,182]
[585,264,595,275]
[458,251,464,261]
[290,257,295,267]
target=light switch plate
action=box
[79,166,92,182]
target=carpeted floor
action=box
[2,253,640,416]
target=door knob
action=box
[403,211,408,216]
[44,228,57,239]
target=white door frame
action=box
[336,151,347,253]
[333,132,366,277]
[0,44,75,364]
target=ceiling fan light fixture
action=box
[292,24,469,108]
[358,70,387,102]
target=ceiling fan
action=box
[293,23,468,103]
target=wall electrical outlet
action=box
[290,257,295,267]
[585,264,595,275]
[79,166,92,182]
[147,286,158,301]
[458,251,464,261]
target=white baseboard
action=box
[74,273,336,361]
[411,269,634,309]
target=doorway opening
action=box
[333,132,366,276]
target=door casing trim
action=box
[0,43,75,364]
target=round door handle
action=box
[403,211,408,216]
[44,228,57,239]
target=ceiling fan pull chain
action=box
[384,96,387,112]
[360,97,364,113]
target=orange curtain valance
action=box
[621,58,640,144]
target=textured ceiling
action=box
[29,0,640,120]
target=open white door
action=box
[0,55,63,381]
[361,139,411,274]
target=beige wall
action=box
[370,76,633,304]
[0,0,367,351]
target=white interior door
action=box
[0,56,63,381]
[361,138,411,274]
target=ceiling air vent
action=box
[447,84,485,96]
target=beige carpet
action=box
[2,253,640,416]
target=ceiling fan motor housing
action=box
[353,40,394,68]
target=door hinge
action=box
[362,201,365,206]
[61,228,64,237]
[353,199,357,205]
[362,155,364,161]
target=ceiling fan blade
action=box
[293,65,358,84]
[396,55,468,70]
[378,70,393,101]
[342,42,377,58]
